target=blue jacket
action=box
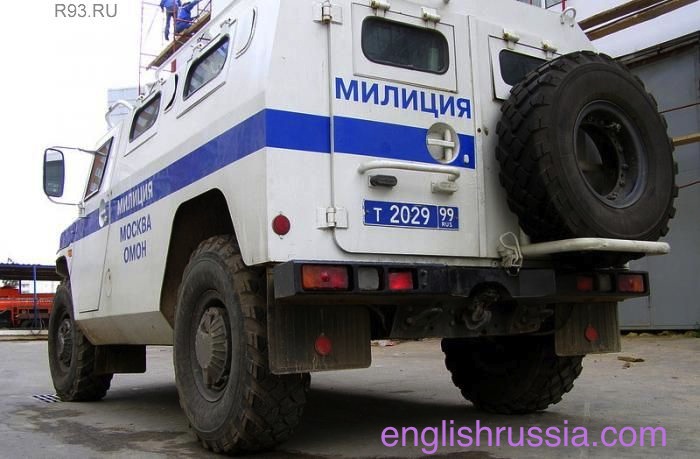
[175,0,201,32]
[160,0,180,11]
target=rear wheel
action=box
[442,335,582,414]
[174,235,309,454]
[47,282,113,401]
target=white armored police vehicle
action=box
[42,0,676,454]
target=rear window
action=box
[361,17,449,74]
[499,50,546,86]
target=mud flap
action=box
[94,345,146,374]
[267,302,372,375]
[555,302,621,356]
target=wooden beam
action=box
[579,0,664,30]
[673,133,700,147]
[586,0,699,40]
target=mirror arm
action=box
[46,195,83,208]
[50,146,108,157]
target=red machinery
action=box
[0,264,61,329]
[0,287,54,328]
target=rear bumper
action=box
[267,262,639,369]
[273,261,649,306]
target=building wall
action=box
[547,0,700,57]
[619,38,700,329]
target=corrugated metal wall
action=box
[619,34,700,329]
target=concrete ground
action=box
[0,336,698,459]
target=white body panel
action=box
[57,0,597,344]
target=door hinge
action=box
[313,2,343,24]
[317,207,348,229]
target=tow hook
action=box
[462,288,500,330]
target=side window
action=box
[84,138,113,199]
[129,93,161,142]
[361,17,449,74]
[185,38,230,99]
[499,50,546,86]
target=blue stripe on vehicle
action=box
[59,109,475,249]
[267,110,331,153]
[334,116,476,170]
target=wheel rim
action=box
[574,101,648,209]
[191,291,231,402]
[56,314,73,371]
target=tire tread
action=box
[442,336,582,414]
[49,282,112,402]
[177,235,309,454]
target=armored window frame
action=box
[83,137,114,200]
[184,37,231,99]
[129,93,162,142]
[499,50,546,86]
[361,17,449,75]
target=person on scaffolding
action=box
[160,0,181,41]
[175,0,202,36]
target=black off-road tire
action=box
[441,335,582,414]
[497,52,677,250]
[174,235,310,455]
[47,282,113,401]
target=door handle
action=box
[358,160,461,182]
[426,138,456,149]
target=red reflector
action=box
[315,334,333,356]
[584,324,599,343]
[272,214,291,236]
[576,276,594,292]
[302,265,349,290]
[388,271,414,291]
[618,274,645,293]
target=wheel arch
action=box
[160,189,235,327]
[55,256,69,280]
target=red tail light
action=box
[618,274,645,293]
[388,271,414,291]
[576,276,594,292]
[301,265,349,291]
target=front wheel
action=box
[442,335,582,414]
[47,282,113,401]
[173,235,309,455]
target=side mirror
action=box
[43,148,66,198]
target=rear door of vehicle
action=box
[329,1,478,257]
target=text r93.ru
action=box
[55,3,118,18]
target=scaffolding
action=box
[138,1,213,95]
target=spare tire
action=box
[497,51,677,245]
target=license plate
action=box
[364,200,459,231]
